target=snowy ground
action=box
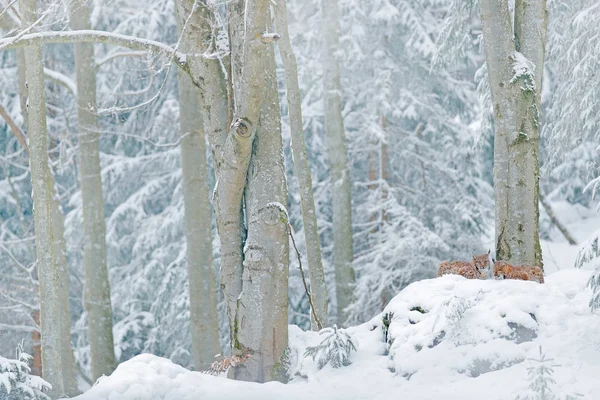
[73,204,600,400]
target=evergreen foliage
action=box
[0,341,50,400]
[304,325,357,370]
[515,346,583,400]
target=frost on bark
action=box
[175,0,220,371]
[322,0,355,324]
[480,0,546,268]
[20,0,65,396]
[274,0,328,330]
[233,35,289,383]
[71,0,116,380]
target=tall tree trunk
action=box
[49,172,79,395]
[0,18,78,386]
[31,310,41,376]
[274,0,328,330]
[71,0,116,380]
[214,0,269,352]
[20,0,65,396]
[175,0,220,371]
[322,0,355,324]
[233,29,289,383]
[177,0,288,381]
[176,0,241,346]
[480,0,546,269]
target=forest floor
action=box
[73,202,600,400]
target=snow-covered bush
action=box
[304,325,357,370]
[515,346,583,400]
[0,341,51,400]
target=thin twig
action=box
[0,104,28,153]
[288,223,323,330]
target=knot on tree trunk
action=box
[232,118,252,137]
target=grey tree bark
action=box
[233,27,289,383]
[177,0,290,381]
[49,173,79,396]
[274,0,328,330]
[71,0,117,380]
[19,0,65,396]
[175,0,240,346]
[480,0,546,268]
[175,0,221,371]
[321,0,355,324]
[0,12,78,393]
[213,0,266,350]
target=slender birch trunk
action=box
[480,0,546,268]
[20,0,65,396]
[175,0,220,370]
[0,20,78,385]
[49,172,79,395]
[321,0,354,324]
[274,0,328,330]
[176,0,240,345]
[71,0,116,380]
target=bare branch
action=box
[0,323,37,333]
[96,50,147,68]
[0,104,28,152]
[44,67,77,94]
[0,30,189,73]
[288,223,323,330]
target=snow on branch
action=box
[0,341,50,399]
[43,67,76,94]
[0,30,188,72]
[260,31,280,43]
[510,51,536,92]
[584,175,600,210]
[574,230,599,269]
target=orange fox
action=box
[437,251,491,279]
[493,260,544,284]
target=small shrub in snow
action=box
[0,341,50,400]
[515,346,583,400]
[574,229,600,311]
[304,325,357,370]
[444,296,474,326]
[433,295,476,345]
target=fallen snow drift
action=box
[74,269,600,400]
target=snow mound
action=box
[380,270,593,381]
[74,269,600,400]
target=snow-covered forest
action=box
[0,0,599,398]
